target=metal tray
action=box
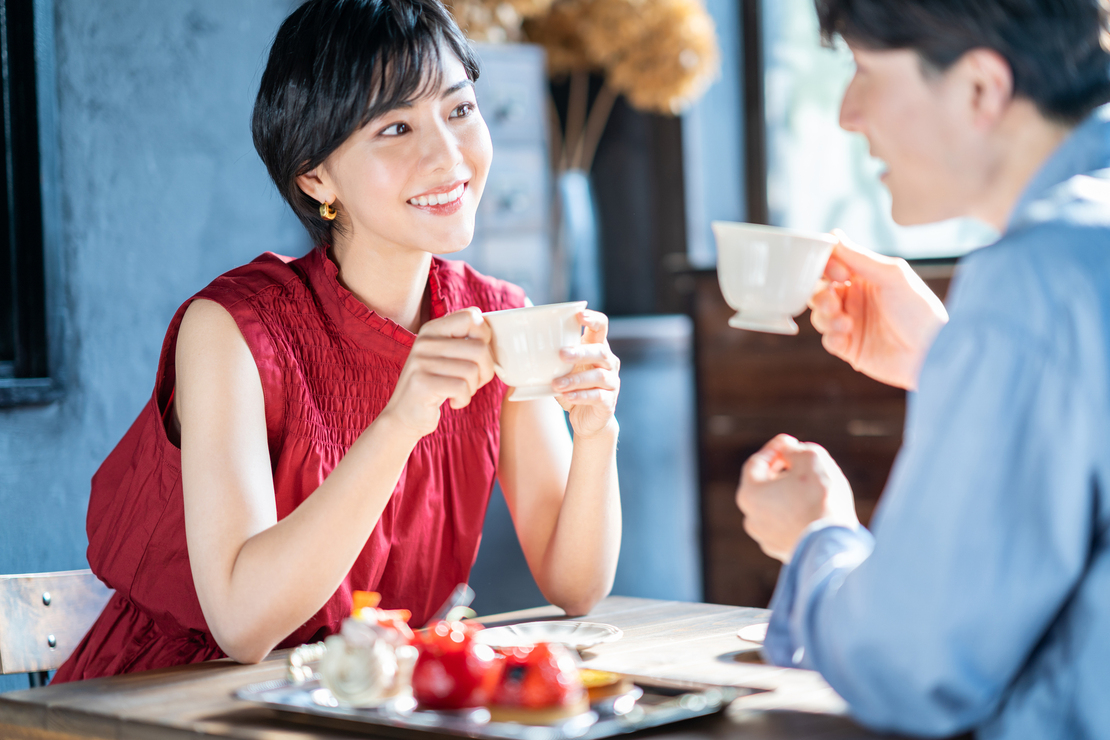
[236,675,751,740]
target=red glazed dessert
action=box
[412,621,502,710]
[489,643,589,725]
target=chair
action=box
[0,570,113,687]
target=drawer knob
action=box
[707,415,734,436]
[846,419,896,437]
[499,191,530,213]
[495,99,525,122]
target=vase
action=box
[553,169,604,311]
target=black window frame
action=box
[740,0,768,227]
[0,0,61,406]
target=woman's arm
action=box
[176,300,492,663]
[497,311,621,615]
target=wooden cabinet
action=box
[693,265,953,608]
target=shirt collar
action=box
[302,245,448,350]
[1008,103,1110,233]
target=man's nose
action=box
[838,76,864,134]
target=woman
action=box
[54,0,621,681]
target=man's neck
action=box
[974,100,1074,232]
[329,236,432,334]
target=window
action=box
[0,0,59,405]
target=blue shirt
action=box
[764,105,1110,739]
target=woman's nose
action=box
[422,122,464,173]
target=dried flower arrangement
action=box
[444,0,719,172]
[442,0,556,43]
[530,0,719,172]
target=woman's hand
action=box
[809,231,948,390]
[380,308,494,440]
[735,434,858,563]
[553,310,620,439]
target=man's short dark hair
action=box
[815,0,1110,125]
[252,0,480,247]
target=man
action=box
[736,1,1110,737]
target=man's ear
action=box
[959,48,1014,131]
[295,165,334,206]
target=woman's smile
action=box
[407,180,468,214]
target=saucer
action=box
[728,312,799,335]
[474,621,623,650]
[736,623,768,644]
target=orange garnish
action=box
[352,590,382,614]
[379,608,412,623]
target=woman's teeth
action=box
[409,183,465,207]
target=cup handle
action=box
[489,342,506,380]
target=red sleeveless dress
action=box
[52,247,525,682]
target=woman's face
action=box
[312,52,492,258]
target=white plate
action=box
[737,623,768,644]
[475,621,623,650]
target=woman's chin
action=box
[417,232,475,257]
[433,241,473,257]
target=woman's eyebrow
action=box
[379,80,474,113]
[441,79,474,98]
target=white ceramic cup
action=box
[711,221,836,335]
[483,301,587,401]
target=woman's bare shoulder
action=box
[178,298,248,350]
[176,299,261,400]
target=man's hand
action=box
[736,435,859,563]
[809,231,948,390]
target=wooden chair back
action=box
[0,569,113,675]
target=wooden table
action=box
[0,596,913,739]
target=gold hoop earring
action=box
[319,200,337,221]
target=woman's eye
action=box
[450,103,475,119]
[380,122,409,136]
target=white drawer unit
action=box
[477,146,548,234]
[466,43,552,305]
[470,231,551,305]
[473,44,548,146]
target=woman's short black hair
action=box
[252,0,480,247]
[815,0,1110,125]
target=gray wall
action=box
[0,0,307,691]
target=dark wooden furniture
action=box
[693,265,954,608]
[0,570,113,687]
[0,596,921,739]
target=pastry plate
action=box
[236,675,754,740]
[474,622,623,651]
